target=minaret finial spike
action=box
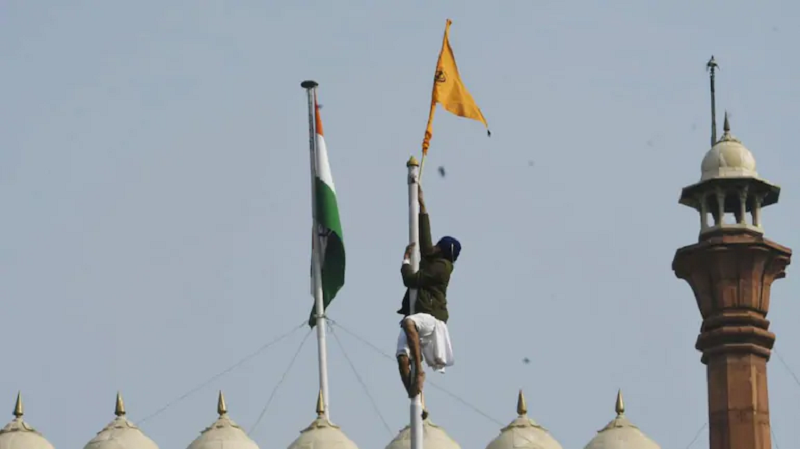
[707,55,720,146]
[13,392,23,418]
[217,390,227,416]
[115,391,126,416]
[723,111,730,133]
[615,389,625,415]
[316,389,325,416]
[516,389,527,416]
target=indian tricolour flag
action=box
[309,95,345,327]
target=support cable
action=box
[137,320,306,425]
[248,328,314,435]
[771,428,781,449]
[773,348,800,390]
[327,318,504,427]
[327,321,394,436]
[682,422,706,449]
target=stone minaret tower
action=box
[672,108,792,448]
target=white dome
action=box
[287,392,358,449]
[0,393,55,449]
[385,418,459,449]
[84,392,159,449]
[700,115,757,181]
[385,394,458,449]
[485,391,562,449]
[187,392,259,449]
[583,391,659,449]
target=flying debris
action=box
[523,357,531,364]
[438,166,446,178]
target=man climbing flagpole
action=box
[398,157,460,449]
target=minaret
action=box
[672,59,792,449]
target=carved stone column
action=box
[673,229,791,449]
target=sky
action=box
[2,1,800,448]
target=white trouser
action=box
[396,313,455,373]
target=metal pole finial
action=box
[706,56,718,71]
[301,80,319,90]
[707,56,719,147]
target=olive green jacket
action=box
[397,212,452,323]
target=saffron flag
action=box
[309,95,346,327]
[422,19,490,155]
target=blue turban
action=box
[436,236,461,262]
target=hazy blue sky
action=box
[2,1,800,448]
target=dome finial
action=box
[615,389,625,415]
[217,390,227,416]
[723,111,730,133]
[115,391,126,416]
[13,391,23,418]
[316,389,325,416]
[516,389,527,416]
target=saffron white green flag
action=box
[309,96,345,327]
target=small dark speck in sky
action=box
[528,160,535,167]
[523,357,531,364]
[438,166,446,177]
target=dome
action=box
[384,420,459,449]
[485,390,562,449]
[287,392,358,449]
[187,392,259,449]
[700,114,757,181]
[583,391,660,449]
[84,392,159,449]
[0,393,55,449]
[385,396,459,449]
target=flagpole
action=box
[302,79,331,420]
[406,156,424,449]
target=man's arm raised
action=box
[418,186,435,256]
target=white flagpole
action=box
[406,156,424,449]
[302,80,331,420]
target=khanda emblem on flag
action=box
[434,70,446,83]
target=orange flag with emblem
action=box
[422,19,490,155]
